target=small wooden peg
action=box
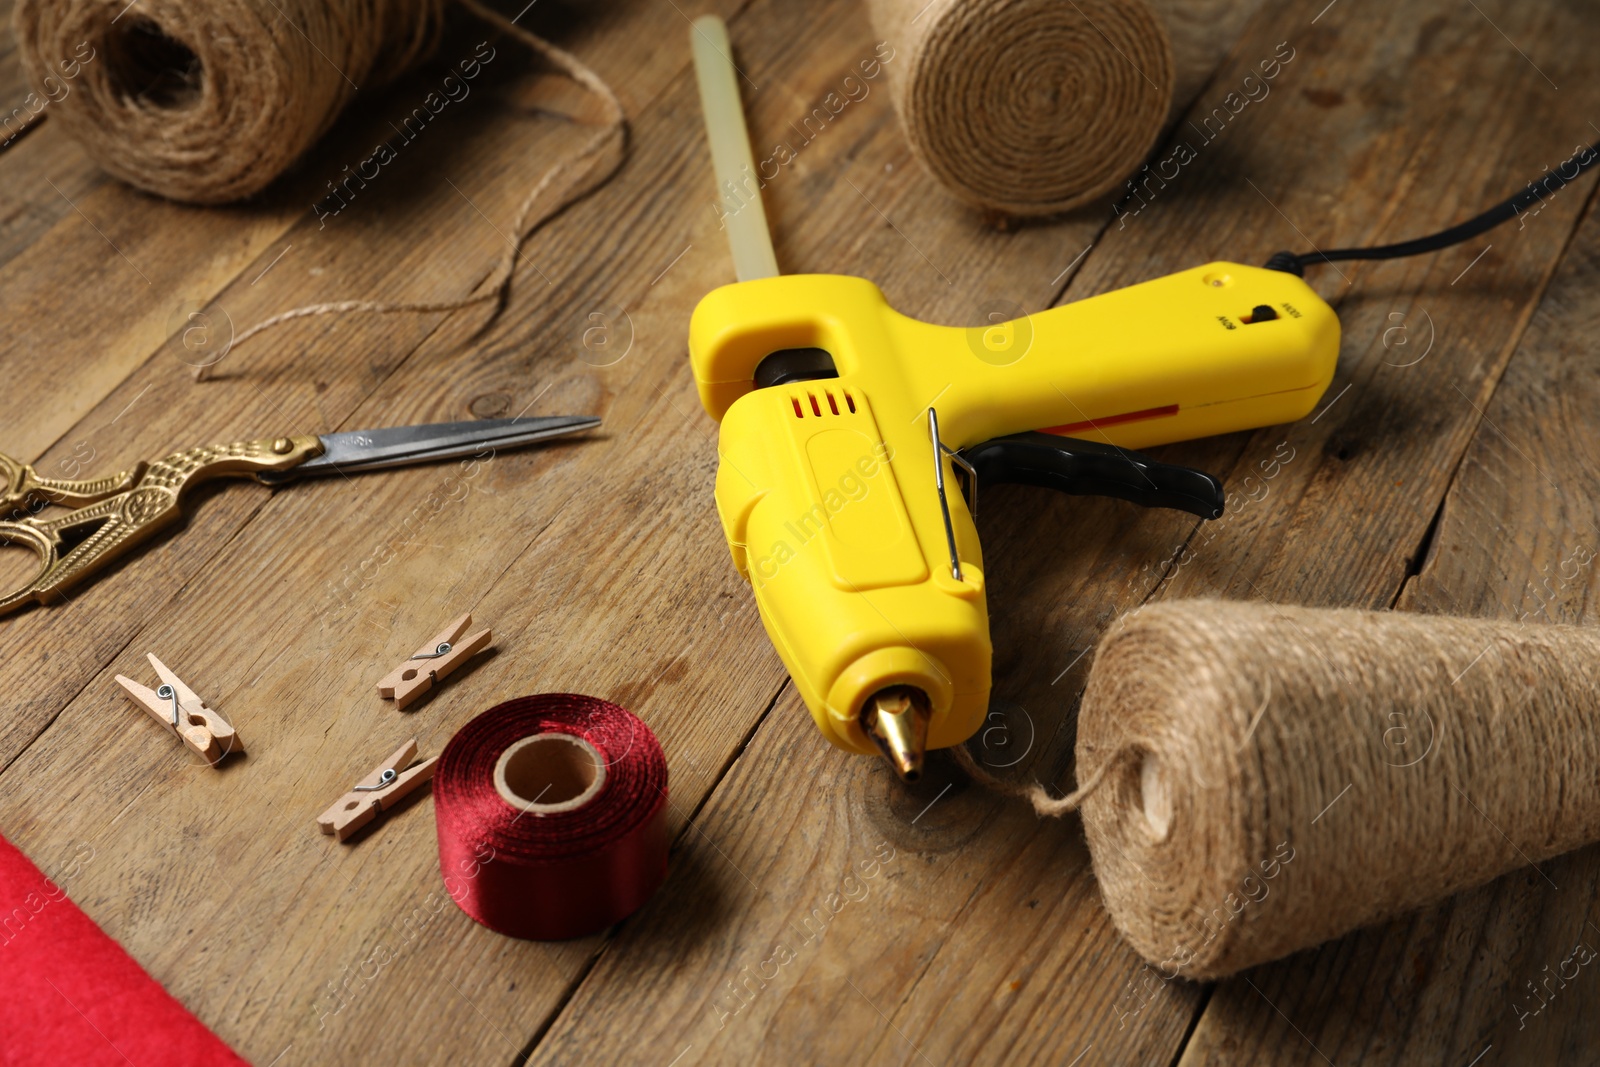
[115,654,243,766]
[377,613,491,711]
[317,739,439,842]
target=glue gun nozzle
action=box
[862,686,931,782]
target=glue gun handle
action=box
[961,432,1225,519]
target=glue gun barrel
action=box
[863,687,931,781]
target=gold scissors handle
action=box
[0,435,322,616]
[0,451,146,512]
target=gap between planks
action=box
[512,676,792,1067]
[0,0,766,764]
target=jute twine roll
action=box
[14,0,454,204]
[13,0,625,377]
[964,599,1600,980]
[864,0,1175,217]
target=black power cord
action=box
[1263,141,1600,276]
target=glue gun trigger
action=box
[959,432,1225,520]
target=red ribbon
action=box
[435,694,669,940]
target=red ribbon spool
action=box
[435,695,669,940]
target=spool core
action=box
[494,734,607,814]
[103,18,202,108]
[1139,751,1172,842]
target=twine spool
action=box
[13,0,626,378]
[435,695,669,941]
[1049,599,1600,980]
[13,0,455,204]
[864,0,1175,217]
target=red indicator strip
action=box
[1043,404,1179,436]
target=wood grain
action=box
[0,0,34,137]
[0,0,793,1063]
[1151,0,1271,116]
[0,0,1191,1058]
[0,0,762,770]
[1179,98,1600,1067]
[532,0,1600,1064]
[0,0,1596,1063]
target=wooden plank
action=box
[1113,2,1600,1063]
[536,687,1173,1067]
[0,0,758,770]
[0,0,721,460]
[0,3,1587,1067]
[0,26,677,777]
[0,4,114,271]
[1152,0,1273,113]
[0,0,1248,1062]
[0,0,28,115]
[528,0,1600,1064]
[0,127,108,267]
[1177,114,1600,1067]
[0,0,854,1063]
[518,4,1298,1067]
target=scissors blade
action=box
[261,417,600,483]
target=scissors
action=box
[0,416,599,616]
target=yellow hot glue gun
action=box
[686,18,1339,779]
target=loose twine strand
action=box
[13,0,625,381]
[200,0,626,381]
[952,741,1118,818]
[953,680,1271,817]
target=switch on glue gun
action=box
[685,17,1600,780]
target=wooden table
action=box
[3,0,1598,1063]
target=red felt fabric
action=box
[0,834,249,1067]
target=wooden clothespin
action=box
[377,613,491,711]
[115,654,243,766]
[317,739,438,842]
